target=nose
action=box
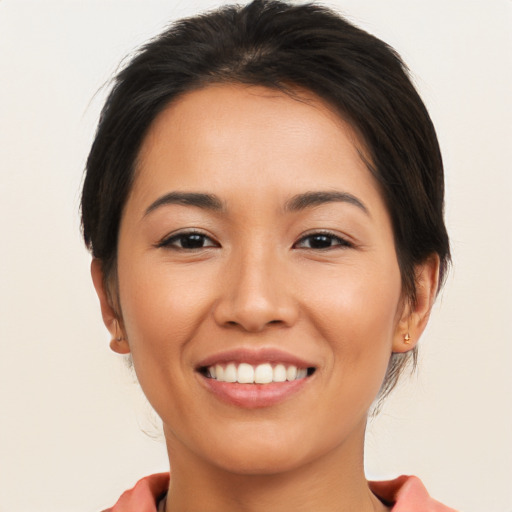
[212,249,299,332]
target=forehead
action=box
[132,84,381,211]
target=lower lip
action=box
[198,374,311,408]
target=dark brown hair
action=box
[81,0,450,400]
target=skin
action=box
[92,84,439,512]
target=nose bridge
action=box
[214,239,297,331]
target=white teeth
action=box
[254,363,273,384]
[273,364,287,382]
[206,363,311,384]
[296,368,307,379]
[286,365,297,381]
[237,363,254,383]
[224,363,237,382]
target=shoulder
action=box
[369,475,459,512]
[101,473,169,512]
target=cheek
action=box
[116,257,214,384]
[304,258,402,380]
[306,256,401,331]
[119,255,210,334]
[115,260,220,427]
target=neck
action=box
[162,421,390,512]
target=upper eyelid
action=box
[296,230,352,242]
[293,232,353,249]
[156,229,219,248]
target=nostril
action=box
[223,319,283,331]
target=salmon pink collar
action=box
[103,473,458,511]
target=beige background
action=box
[0,1,510,511]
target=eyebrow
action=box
[144,190,368,218]
[144,192,224,217]
[284,191,369,215]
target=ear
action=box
[392,254,440,353]
[91,259,130,354]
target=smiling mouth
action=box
[198,363,316,384]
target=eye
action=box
[157,231,219,250]
[294,232,352,250]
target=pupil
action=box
[182,234,204,249]
[310,235,331,248]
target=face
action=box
[99,84,414,475]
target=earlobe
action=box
[90,259,131,354]
[392,254,440,353]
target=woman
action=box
[81,1,454,510]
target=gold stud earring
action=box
[404,333,412,344]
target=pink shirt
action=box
[102,473,458,511]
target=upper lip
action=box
[196,348,317,370]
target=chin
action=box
[189,420,340,477]
[210,446,309,476]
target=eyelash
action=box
[293,231,353,250]
[156,230,219,250]
[156,230,352,251]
